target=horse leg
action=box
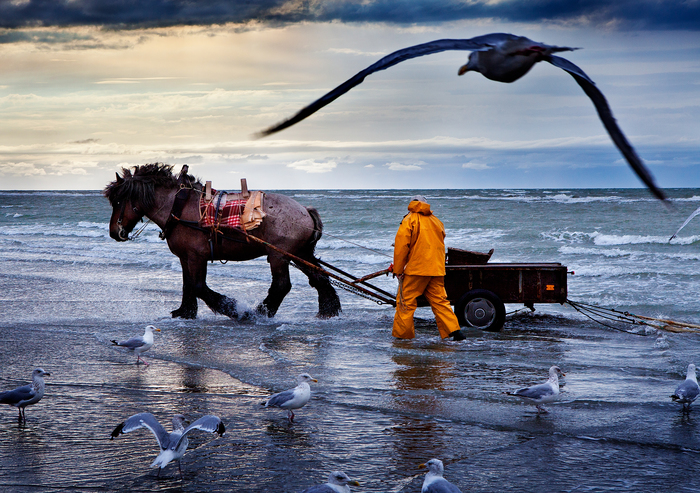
[191,260,242,319]
[256,255,291,317]
[298,257,341,318]
[171,257,199,319]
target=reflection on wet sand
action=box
[389,341,457,476]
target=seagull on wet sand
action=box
[110,413,225,478]
[257,33,665,202]
[0,368,50,422]
[111,325,160,365]
[419,459,462,493]
[508,365,565,413]
[300,471,360,493]
[671,363,700,412]
[262,373,317,423]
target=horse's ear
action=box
[115,172,124,184]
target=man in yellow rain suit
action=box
[391,195,465,341]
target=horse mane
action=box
[103,163,200,211]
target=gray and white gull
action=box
[671,363,700,412]
[110,412,225,477]
[257,32,665,202]
[262,373,317,423]
[508,365,565,413]
[111,325,160,365]
[0,368,50,422]
[419,459,462,493]
[300,471,360,493]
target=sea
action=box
[1,188,700,492]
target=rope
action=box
[566,299,700,335]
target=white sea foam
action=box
[559,246,634,258]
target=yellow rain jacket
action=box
[393,200,447,276]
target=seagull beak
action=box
[44,372,51,377]
[311,378,318,383]
[349,481,360,486]
[418,463,426,469]
[458,64,470,76]
[155,328,161,332]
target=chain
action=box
[329,278,392,305]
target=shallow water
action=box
[1,188,700,492]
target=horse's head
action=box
[104,169,146,241]
[103,163,179,241]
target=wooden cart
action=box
[315,247,568,333]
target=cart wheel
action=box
[455,289,505,332]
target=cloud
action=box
[387,162,422,171]
[364,164,375,168]
[287,158,337,173]
[0,162,47,176]
[462,160,491,170]
[0,0,696,35]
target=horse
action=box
[104,163,341,320]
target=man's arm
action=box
[393,216,414,275]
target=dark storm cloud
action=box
[0,0,697,31]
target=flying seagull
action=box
[262,373,317,423]
[110,412,225,478]
[111,325,160,365]
[671,363,700,412]
[669,205,700,241]
[0,368,50,422]
[419,459,463,493]
[300,471,360,493]
[508,365,565,413]
[256,33,665,202]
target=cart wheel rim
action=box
[465,297,496,329]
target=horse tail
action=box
[305,207,323,255]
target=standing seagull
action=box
[110,412,225,478]
[419,459,462,493]
[508,365,565,413]
[0,368,50,422]
[256,33,665,202]
[301,471,360,493]
[262,373,317,423]
[111,325,160,365]
[671,363,700,412]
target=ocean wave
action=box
[0,224,107,238]
[0,191,101,197]
[558,246,634,258]
[591,232,692,246]
[543,229,700,246]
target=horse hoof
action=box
[171,308,197,319]
[238,310,256,322]
[255,304,276,318]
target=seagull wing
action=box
[0,384,35,405]
[113,336,146,349]
[110,412,170,449]
[424,478,464,493]
[265,388,297,408]
[174,415,225,449]
[546,54,666,202]
[300,485,336,493]
[673,380,700,402]
[514,382,555,401]
[669,205,700,241]
[256,36,499,138]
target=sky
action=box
[0,0,698,191]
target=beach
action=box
[1,188,699,492]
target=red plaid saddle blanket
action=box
[199,189,247,229]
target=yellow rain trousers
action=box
[392,200,461,339]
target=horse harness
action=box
[159,165,194,241]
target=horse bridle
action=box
[116,200,145,241]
